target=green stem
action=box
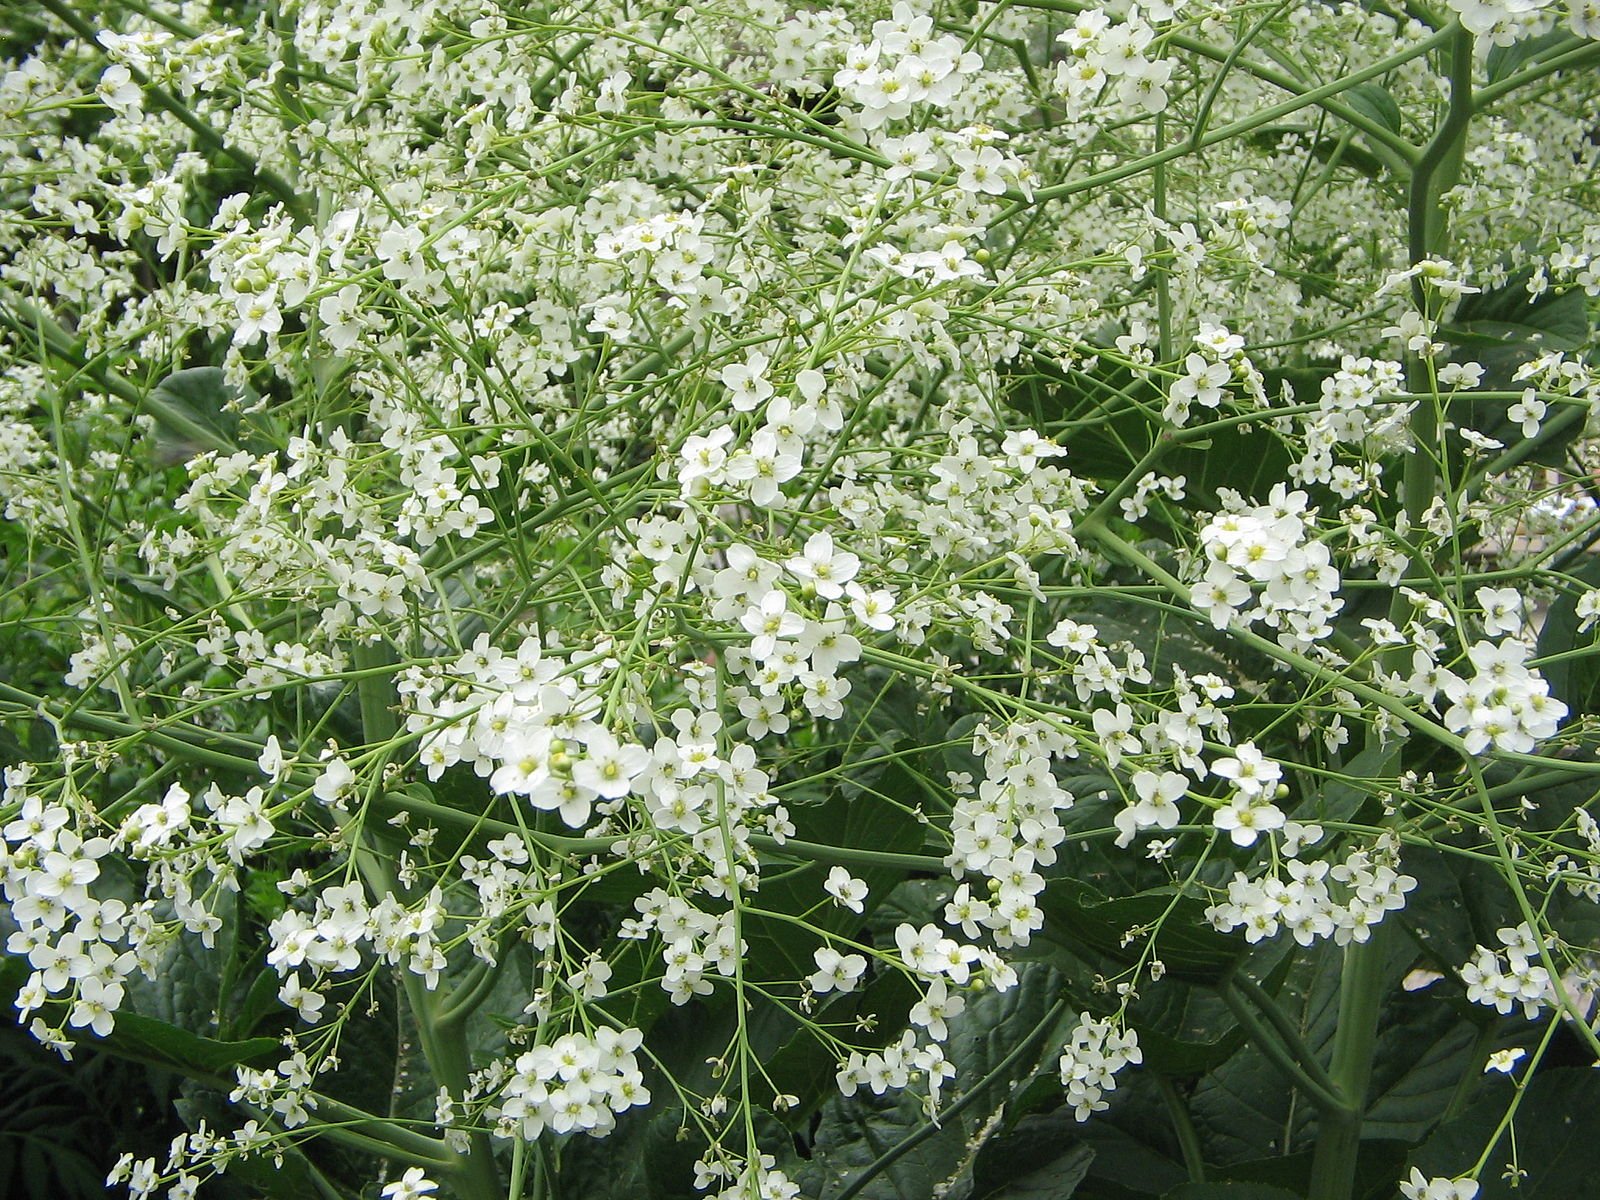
[1405,23,1475,283]
[1306,926,1392,1200]
[1156,1074,1207,1184]
[1152,111,1174,366]
[1230,972,1344,1103]
[1220,983,1349,1115]
[508,1138,527,1200]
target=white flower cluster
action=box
[405,634,789,898]
[1424,638,1567,755]
[266,880,448,997]
[626,887,742,1006]
[1058,1012,1142,1121]
[1291,355,1408,498]
[696,1153,803,1200]
[1163,324,1263,426]
[1460,923,1555,1019]
[1053,10,1176,120]
[3,772,133,1046]
[483,1026,650,1140]
[836,1028,956,1107]
[1540,224,1600,297]
[834,2,983,131]
[1446,0,1598,45]
[1047,619,1154,705]
[1205,837,1417,947]
[231,1051,322,1129]
[1191,485,1342,649]
[945,720,1078,947]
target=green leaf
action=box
[1067,1098,1193,1198]
[1344,82,1401,134]
[745,775,926,984]
[145,367,241,463]
[1038,879,1245,984]
[1215,1141,1409,1200]
[804,1084,962,1200]
[1308,744,1391,824]
[1125,980,1248,1076]
[1191,933,1455,1165]
[223,965,288,1040]
[1400,851,1519,975]
[1407,1069,1600,1195]
[1439,269,1590,472]
[970,1134,1095,1200]
[1485,29,1568,83]
[1535,553,1600,712]
[1446,272,1589,353]
[1362,998,1481,1144]
[1164,1186,1302,1200]
[799,964,1067,1200]
[99,1011,279,1077]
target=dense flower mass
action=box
[2,1,1600,1199]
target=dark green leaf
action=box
[800,964,1067,1200]
[1407,1068,1600,1195]
[99,1012,279,1077]
[1038,879,1245,984]
[1344,83,1401,134]
[145,367,241,463]
[972,1135,1095,1200]
[1447,273,1589,352]
[1308,744,1391,824]
[1535,553,1600,712]
[1125,980,1247,1076]
[1164,1186,1302,1200]
[1485,29,1568,83]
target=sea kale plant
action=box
[3,1,1600,1198]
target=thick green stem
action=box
[1308,29,1474,1200]
[1229,973,1345,1104]
[1307,926,1392,1200]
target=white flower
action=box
[823,866,868,913]
[1113,770,1186,848]
[1209,743,1282,798]
[846,582,896,631]
[741,591,805,660]
[809,947,867,994]
[572,730,650,800]
[1507,391,1546,437]
[721,352,774,411]
[1484,1047,1525,1073]
[97,64,142,116]
[382,1167,440,1200]
[1475,586,1522,636]
[785,531,860,600]
[1399,1167,1478,1200]
[726,431,802,507]
[1212,795,1286,847]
